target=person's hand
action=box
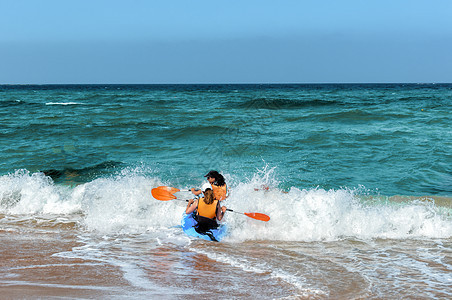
[221,206,227,213]
[188,199,194,205]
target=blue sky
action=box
[1,0,451,83]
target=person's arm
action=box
[185,199,198,214]
[191,188,202,196]
[216,204,227,221]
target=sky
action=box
[1,0,451,84]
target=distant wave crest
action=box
[45,102,85,106]
[234,98,341,109]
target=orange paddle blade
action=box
[156,186,180,194]
[244,212,270,222]
[151,188,177,201]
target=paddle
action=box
[150,185,196,200]
[151,186,270,222]
[151,186,200,201]
[225,209,270,222]
[151,187,177,200]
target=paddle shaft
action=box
[180,200,252,216]
[226,208,243,215]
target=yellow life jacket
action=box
[197,198,219,219]
[211,184,227,201]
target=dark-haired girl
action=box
[191,170,228,201]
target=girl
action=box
[191,170,228,201]
[186,188,226,233]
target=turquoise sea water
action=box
[1,84,450,195]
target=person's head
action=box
[203,188,214,205]
[204,170,226,186]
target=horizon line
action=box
[1,82,450,86]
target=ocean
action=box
[0,84,451,298]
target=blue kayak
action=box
[181,213,227,242]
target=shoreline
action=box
[0,231,131,299]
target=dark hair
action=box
[207,170,226,186]
[214,173,226,186]
[203,189,214,205]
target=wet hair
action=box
[203,189,214,205]
[208,171,226,186]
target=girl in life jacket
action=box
[191,170,228,201]
[185,188,227,233]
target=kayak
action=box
[181,213,227,242]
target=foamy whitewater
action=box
[2,168,450,241]
[1,84,451,298]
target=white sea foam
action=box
[0,280,121,291]
[189,246,327,296]
[0,170,80,215]
[73,169,184,233]
[227,184,452,241]
[1,168,451,241]
[53,234,188,294]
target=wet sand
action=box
[2,224,451,299]
[0,230,128,299]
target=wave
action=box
[233,98,342,110]
[166,125,235,139]
[1,168,451,241]
[0,99,44,108]
[45,102,85,106]
[0,100,24,108]
[41,161,124,184]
